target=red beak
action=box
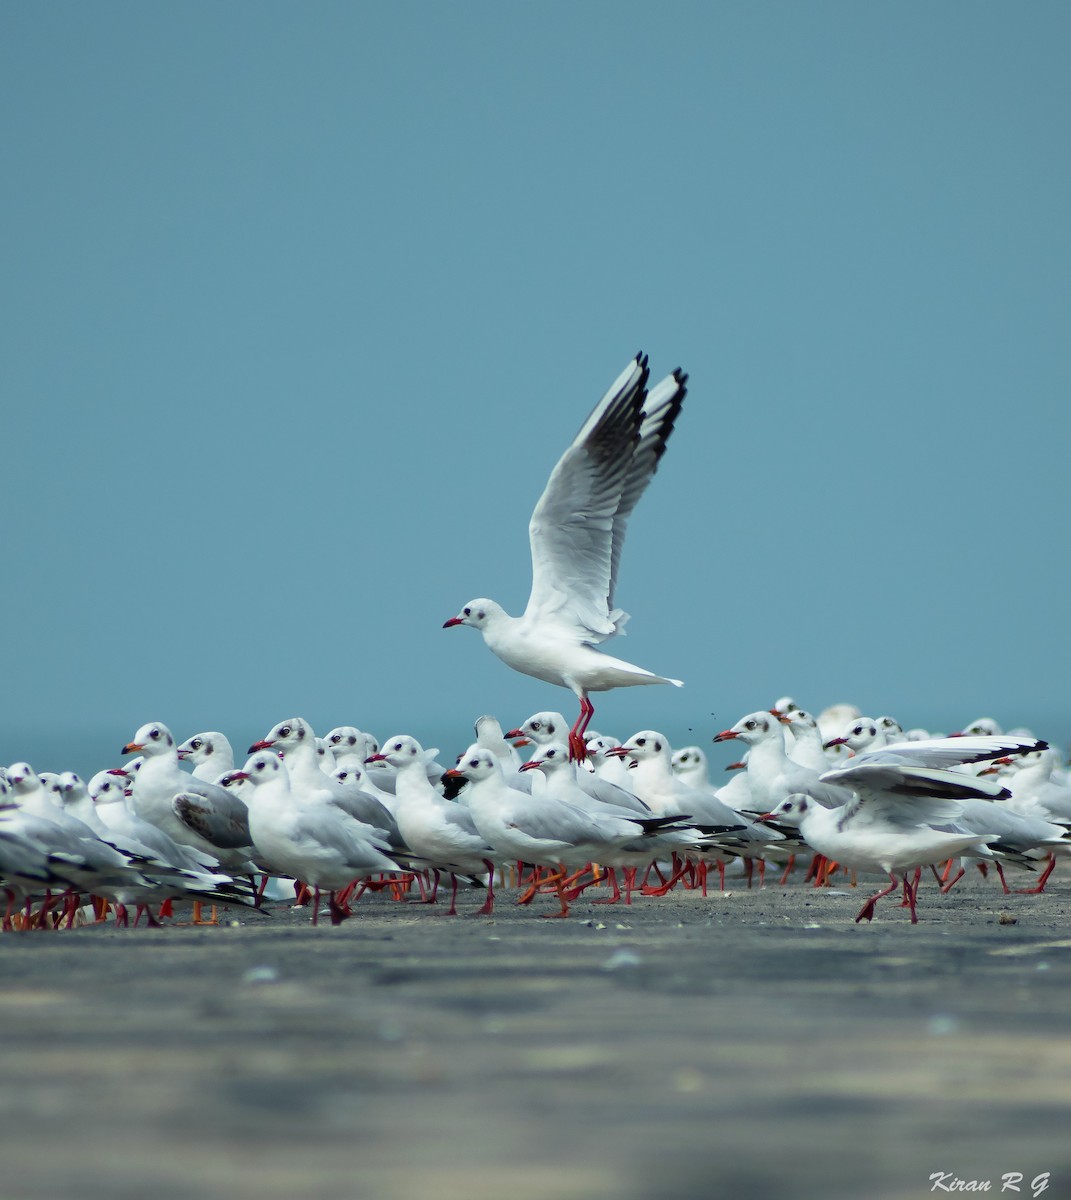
[365,753,387,763]
[823,736,848,749]
[725,761,746,771]
[712,730,738,743]
[122,741,143,755]
[442,617,464,628]
[518,760,543,772]
[511,738,531,748]
[248,739,275,752]
[503,728,524,739]
[605,746,631,758]
[444,768,465,778]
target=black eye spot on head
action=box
[191,739,203,751]
[255,761,265,771]
[330,734,341,744]
[393,742,403,751]
[477,610,485,620]
[745,720,756,731]
[463,607,471,616]
[531,721,542,731]
[637,737,647,747]
[280,726,291,738]
[297,726,305,740]
[150,729,160,740]
[469,758,480,768]
[547,724,555,735]
[654,740,662,752]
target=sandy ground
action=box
[3,870,1071,1200]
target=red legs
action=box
[328,891,350,926]
[621,866,637,905]
[905,869,921,923]
[1016,852,1057,894]
[939,857,955,883]
[742,858,767,890]
[855,873,902,924]
[804,854,827,886]
[897,868,922,922]
[192,902,218,926]
[590,868,624,902]
[568,697,595,762]
[3,889,18,931]
[642,853,690,896]
[445,873,460,917]
[992,861,1011,893]
[415,869,440,904]
[517,867,550,905]
[939,863,966,893]
[157,898,174,921]
[310,887,321,926]
[541,863,571,918]
[640,861,665,889]
[778,855,796,886]
[473,859,496,916]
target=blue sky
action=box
[3,3,1069,776]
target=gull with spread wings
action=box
[444,353,687,760]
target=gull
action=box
[234,750,403,925]
[713,711,855,815]
[123,722,256,873]
[250,718,351,802]
[610,732,781,873]
[760,791,999,925]
[520,741,704,902]
[367,735,494,915]
[779,709,835,773]
[509,710,652,815]
[448,745,658,917]
[324,727,380,768]
[177,732,235,783]
[444,353,687,759]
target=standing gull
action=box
[444,353,687,760]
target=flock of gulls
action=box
[4,354,1068,929]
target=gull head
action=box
[367,734,425,771]
[759,793,812,827]
[824,718,880,753]
[443,599,503,631]
[448,746,498,783]
[123,721,176,757]
[612,731,671,764]
[713,712,783,746]
[177,731,229,767]
[507,712,568,743]
[238,751,287,787]
[250,717,314,755]
[672,746,708,774]
[519,742,572,776]
[326,727,378,759]
[89,770,126,806]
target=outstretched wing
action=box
[607,367,687,613]
[525,353,686,640]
